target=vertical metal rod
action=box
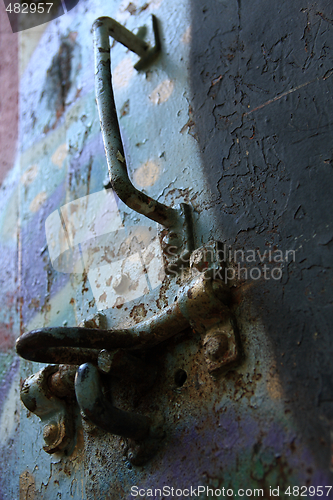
[92,17,180,229]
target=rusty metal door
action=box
[1,0,333,498]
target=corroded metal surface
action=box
[17,258,240,461]
[20,365,76,454]
[75,363,154,443]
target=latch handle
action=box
[16,273,229,365]
[93,16,183,230]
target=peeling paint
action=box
[149,79,174,104]
[51,143,68,168]
[19,470,36,500]
[0,370,20,446]
[266,373,284,400]
[29,191,47,212]
[113,56,135,89]
[0,0,331,496]
[181,25,192,44]
[133,160,161,187]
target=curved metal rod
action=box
[75,363,152,441]
[16,274,230,365]
[92,16,181,229]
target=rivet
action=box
[43,422,59,445]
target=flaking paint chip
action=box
[149,79,174,105]
[181,26,192,44]
[113,57,134,89]
[116,151,125,163]
[147,0,164,10]
[30,191,47,213]
[51,143,68,168]
[134,160,160,187]
[21,164,38,185]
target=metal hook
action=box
[93,15,161,71]
[92,16,183,230]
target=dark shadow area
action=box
[189,0,333,475]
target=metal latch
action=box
[16,16,241,464]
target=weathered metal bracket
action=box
[17,243,240,459]
[20,365,77,454]
[17,270,233,365]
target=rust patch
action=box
[28,298,40,310]
[125,2,137,14]
[180,105,197,140]
[115,297,125,309]
[120,99,130,116]
[267,373,284,400]
[130,304,148,323]
[0,322,15,351]
[19,471,36,500]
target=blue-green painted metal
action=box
[93,15,179,229]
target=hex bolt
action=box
[204,334,229,361]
